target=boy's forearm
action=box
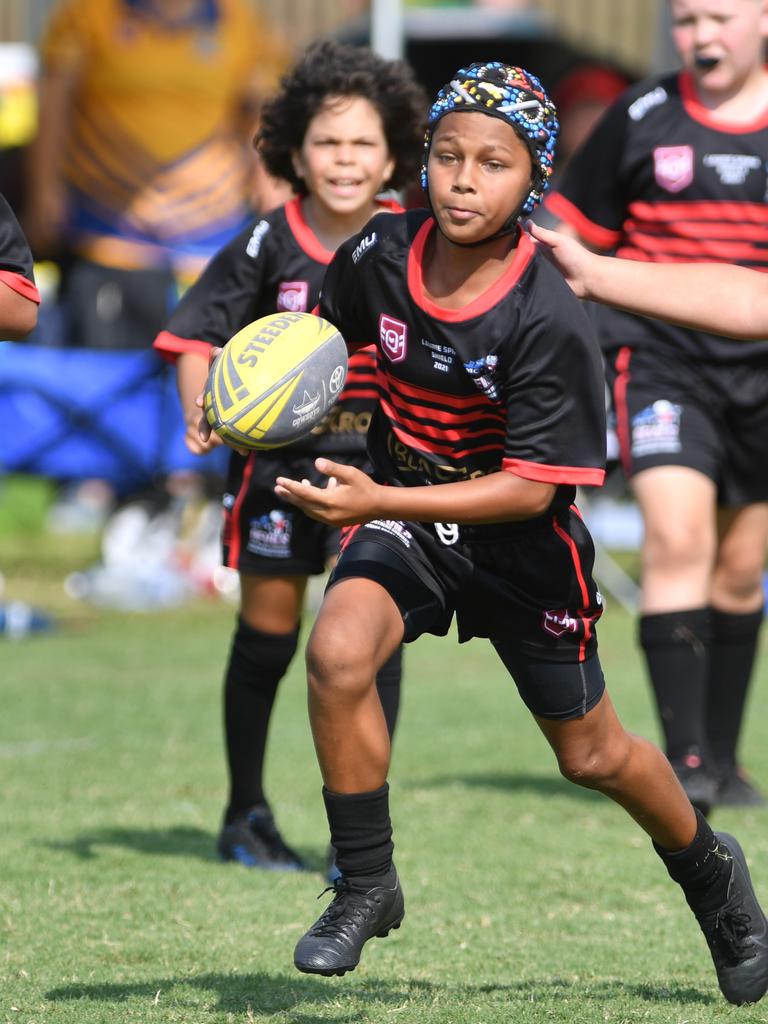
[585,256,768,340]
[376,471,556,525]
[175,351,211,412]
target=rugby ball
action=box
[204,312,347,450]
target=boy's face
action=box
[427,112,534,245]
[292,95,395,219]
[670,0,768,94]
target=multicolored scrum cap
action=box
[421,62,559,216]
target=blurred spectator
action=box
[23,0,291,351]
[22,0,292,530]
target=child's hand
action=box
[187,346,247,456]
[526,221,595,299]
[275,458,382,526]
[184,404,222,455]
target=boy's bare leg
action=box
[536,691,696,849]
[537,692,768,1005]
[306,577,405,794]
[294,577,407,977]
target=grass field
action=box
[2,500,768,1024]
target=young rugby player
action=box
[0,193,40,338]
[154,41,426,871]
[274,62,768,1005]
[544,0,768,814]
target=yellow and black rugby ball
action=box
[204,312,348,450]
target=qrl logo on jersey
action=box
[542,609,580,638]
[654,146,694,194]
[379,314,408,363]
[277,281,309,312]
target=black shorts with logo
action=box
[222,449,370,576]
[328,505,606,721]
[606,346,768,506]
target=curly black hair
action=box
[257,39,428,195]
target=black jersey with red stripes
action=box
[154,196,398,455]
[547,72,768,363]
[320,209,606,515]
[0,193,40,305]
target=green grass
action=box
[2,525,768,1023]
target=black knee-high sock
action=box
[223,618,299,821]
[323,784,395,885]
[639,609,711,764]
[375,646,403,742]
[706,607,763,774]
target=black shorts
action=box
[328,507,606,720]
[606,346,768,506]
[222,449,370,576]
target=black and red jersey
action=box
[0,193,40,306]
[547,72,768,363]
[320,210,606,516]
[154,196,397,455]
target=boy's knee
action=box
[643,521,712,575]
[306,625,374,699]
[557,738,631,790]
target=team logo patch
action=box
[247,510,293,558]
[464,354,500,400]
[379,314,408,363]
[277,280,309,313]
[542,609,580,638]
[631,400,683,457]
[654,146,694,194]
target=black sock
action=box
[223,618,299,821]
[706,607,763,776]
[375,646,403,742]
[654,808,730,905]
[323,783,394,885]
[639,609,711,764]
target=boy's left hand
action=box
[275,458,382,526]
[526,221,594,299]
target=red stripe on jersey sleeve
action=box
[503,457,605,486]
[153,330,213,364]
[0,270,40,303]
[544,194,621,251]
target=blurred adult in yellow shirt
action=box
[24,0,291,348]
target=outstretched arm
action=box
[275,458,555,528]
[529,221,768,341]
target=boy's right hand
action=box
[527,221,595,300]
[183,346,222,454]
[187,346,248,457]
